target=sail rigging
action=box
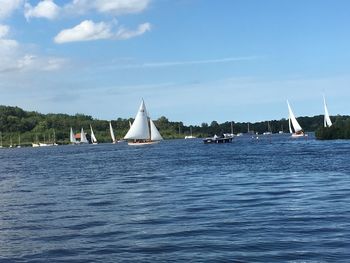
[124,100,150,140]
[124,100,163,143]
[109,121,116,143]
[323,95,332,127]
[80,128,88,143]
[150,119,163,141]
[287,100,303,133]
[70,127,77,144]
[90,125,98,143]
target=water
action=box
[0,135,350,262]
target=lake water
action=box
[0,135,350,262]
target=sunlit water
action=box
[0,135,350,262]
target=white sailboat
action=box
[263,121,272,135]
[323,95,332,128]
[90,125,98,144]
[185,127,196,139]
[70,127,78,144]
[124,100,163,145]
[287,100,307,138]
[109,121,116,144]
[80,127,89,144]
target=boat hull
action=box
[203,137,233,144]
[128,141,160,146]
[291,133,308,138]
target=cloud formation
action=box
[0,23,66,73]
[64,0,150,16]
[54,20,151,43]
[0,0,23,20]
[25,0,60,20]
[54,20,112,43]
[116,22,151,40]
[110,56,261,70]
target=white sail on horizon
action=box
[70,127,77,143]
[124,100,150,140]
[287,100,303,133]
[150,119,163,141]
[109,121,116,143]
[323,95,332,127]
[80,127,88,143]
[90,125,98,143]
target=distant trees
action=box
[316,116,350,140]
[0,105,348,145]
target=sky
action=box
[1,0,350,125]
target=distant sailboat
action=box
[109,121,116,144]
[90,125,98,144]
[80,128,89,144]
[32,134,40,147]
[323,95,332,128]
[124,100,163,145]
[287,100,307,137]
[185,127,196,139]
[70,127,77,144]
[263,121,272,135]
[17,134,21,148]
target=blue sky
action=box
[0,0,350,125]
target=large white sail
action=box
[323,95,332,127]
[124,100,150,140]
[109,121,116,143]
[70,127,77,143]
[90,125,98,143]
[287,100,302,133]
[80,127,89,143]
[150,119,163,141]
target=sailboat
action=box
[323,95,332,128]
[80,127,89,144]
[17,134,21,148]
[70,127,78,144]
[90,125,98,144]
[124,99,163,145]
[263,121,272,135]
[185,126,196,139]
[109,121,116,144]
[32,134,40,147]
[287,100,307,138]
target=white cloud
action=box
[94,0,150,15]
[116,22,151,40]
[0,24,66,73]
[24,0,60,20]
[54,20,151,44]
[64,0,150,16]
[54,20,112,43]
[0,0,23,20]
[0,24,10,38]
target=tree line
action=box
[0,105,348,146]
[315,116,350,140]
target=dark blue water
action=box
[1,135,350,262]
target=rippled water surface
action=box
[1,135,350,262]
